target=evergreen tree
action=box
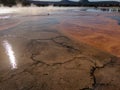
[0,0,16,6]
[0,0,30,7]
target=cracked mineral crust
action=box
[0,7,120,90]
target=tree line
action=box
[0,0,120,7]
[0,0,30,7]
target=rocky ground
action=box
[0,8,120,90]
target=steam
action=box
[0,5,59,17]
[0,4,78,20]
[0,4,55,20]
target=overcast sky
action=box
[32,0,120,2]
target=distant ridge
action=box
[81,0,120,6]
[27,0,78,6]
[27,0,120,6]
[0,0,120,7]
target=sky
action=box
[32,0,120,2]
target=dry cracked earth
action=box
[0,9,120,90]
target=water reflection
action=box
[3,40,17,69]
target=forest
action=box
[0,0,120,7]
[0,0,30,6]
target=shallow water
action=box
[0,7,120,90]
[0,7,120,69]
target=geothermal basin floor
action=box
[0,7,120,90]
